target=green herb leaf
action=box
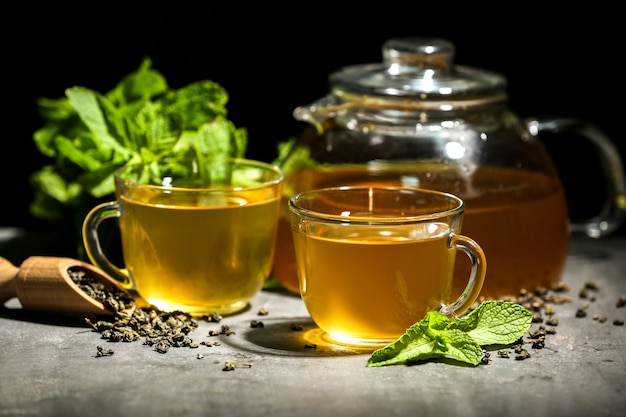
[30,57,247,224]
[272,138,317,177]
[106,57,168,106]
[160,80,229,130]
[447,300,532,346]
[367,301,533,367]
[65,87,133,158]
[367,311,483,367]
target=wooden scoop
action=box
[0,256,134,316]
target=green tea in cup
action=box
[83,157,283,316]
[289,186,486,347]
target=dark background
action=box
[3,5,624,239]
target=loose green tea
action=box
[69,267,135,314]
[71,262,623,365]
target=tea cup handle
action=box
[82,201,135,290]
[440,234,486,317]
[527,117,626,238]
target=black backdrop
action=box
[3,5,624,237]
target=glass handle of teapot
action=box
[527,117,626,238]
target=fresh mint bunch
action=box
[30,58,247,222]
[367,301,532,367]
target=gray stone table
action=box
[1,229,625,417]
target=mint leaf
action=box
[79,164,127,198]
[30,58,248,226]
[367,311,483,367]
[160,80,229,130]
[65,87,133,158]
[447,301,532,346]
[33,99,83,158]
[144,113,184,154]
[272,138,317,177]
[106,57,168,106]
[55,135,104,172]
[30,166,82,206]
[366,301,533,367]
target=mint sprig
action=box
[367,301,532,367]
[30,57,247,222]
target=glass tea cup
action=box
[289,186,486,347]
[82,156,283,316]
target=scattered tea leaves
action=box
[85,308,201,354]
[251,320,264,328]
[223,361,253,371]
[515,349,531,360]
[545,317,559,326]
[593,315,608,323]
[96,345,114,357]
[201,340,220,347]
[73,266,246,355]
[204,312,223,323]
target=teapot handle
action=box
[526,117,626,238]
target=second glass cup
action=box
[289,186,486,347]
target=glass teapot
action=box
[273,37,626,299]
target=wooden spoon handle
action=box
[0,257,19,303]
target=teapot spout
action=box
[293,94,345,134]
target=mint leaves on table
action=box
[367,301,532,367]
[30,57,247,222]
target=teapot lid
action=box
[329,37,507,99]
